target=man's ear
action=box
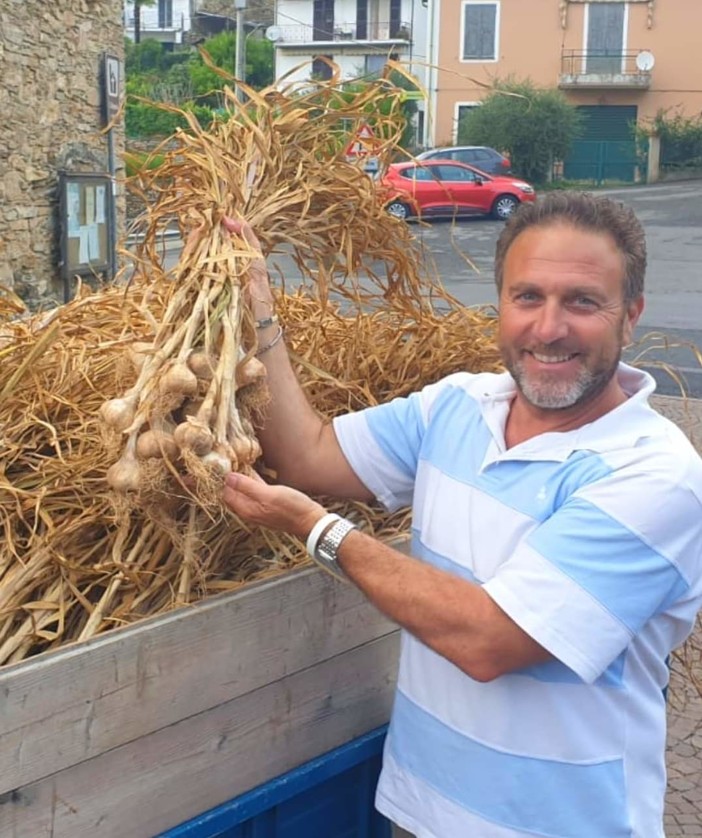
[623,296,644,345]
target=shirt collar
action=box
[479,363,658,464]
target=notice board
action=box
[59,172,112,297]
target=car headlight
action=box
[516,184,534,194]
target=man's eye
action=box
[515,292,538,303]
[572,296,598,308]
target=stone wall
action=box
[0,0,125,308]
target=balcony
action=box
[559,50,652,90]
[275,21,412,47]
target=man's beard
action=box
[505,352,621,410]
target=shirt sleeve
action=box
[483,458,702,683]
[333,376,463,511]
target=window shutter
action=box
[356,0,368,40]
[464,4,496,60]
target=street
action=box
[151,179,702,397]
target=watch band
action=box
[305,512,341,558]
[313,518,357,581]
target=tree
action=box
[458,78,582,183]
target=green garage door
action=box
[564,105,638,183]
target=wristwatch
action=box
[314,518,358,580]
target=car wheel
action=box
[492,194,519,220]
[386,200,412,221]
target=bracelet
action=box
[306,513,341,558]
[255,326,284,356]
[255,314,278,330]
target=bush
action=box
[637,109,702,170]
[126,100,216,139]
[458,78,582,183]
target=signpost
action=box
[100,52,122,282]
[345,123,381,175]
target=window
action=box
[586,2,626,74]
[462,2,499,61]
[400,167,435,182]
[158,0,173,29]
[365,54,387,77]
[312,56,334,80]
[455,102,480,141]
[435,164,479,183]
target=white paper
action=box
[87,223,100,261]
[85,186,95,225]
[78,228,89,263]
[96,186,106,223]
[67,183,81,237]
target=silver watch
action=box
[314,518,357,580]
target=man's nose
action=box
[532,301,569,344]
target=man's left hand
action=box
[223,471,327,541]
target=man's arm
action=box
[227,217,373,501]
[223,472,553,682]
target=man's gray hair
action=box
[494,192,647,303]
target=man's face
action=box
[498,223,643,411]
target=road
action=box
[149,179,702,397]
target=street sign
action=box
[102,53,122,126]
[345,123,379,157]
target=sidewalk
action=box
[665,642,702,835]
[654,394,702,834]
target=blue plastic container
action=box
[158,725,392,838]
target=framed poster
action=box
[58,172,112,299]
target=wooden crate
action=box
[0,395,699,837]
[0,565,401,837]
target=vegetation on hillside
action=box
[125,33,275,137]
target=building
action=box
[0,0,125,306]
[124,0,192,45]
[123,1,274,47]
[431,0,702,180]
[273,0,430,139]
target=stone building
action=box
[0,0,125,307]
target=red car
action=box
[379,159,536,221]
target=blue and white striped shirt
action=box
[333,364,702,838]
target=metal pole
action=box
[235,0,247,101]
[106,127,118,282]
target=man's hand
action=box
[223,471,328,541]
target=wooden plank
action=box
[0,565,399,794]
[0,633,400,838]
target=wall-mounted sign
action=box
[102,53,122,126]
[59,172,112,301]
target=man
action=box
[222,193,702,837]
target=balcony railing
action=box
[559,50,652,89]
[276,21,412,45]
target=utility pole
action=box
[234,0,247,101]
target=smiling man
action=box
[221,194,702,838]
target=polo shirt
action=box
[333,364,702,838]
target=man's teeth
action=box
[532,352,575,363]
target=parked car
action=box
[416,145,511,175]
[378,160,536,221]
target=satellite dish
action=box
[265,25,282,42]
[636,51,655,71]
